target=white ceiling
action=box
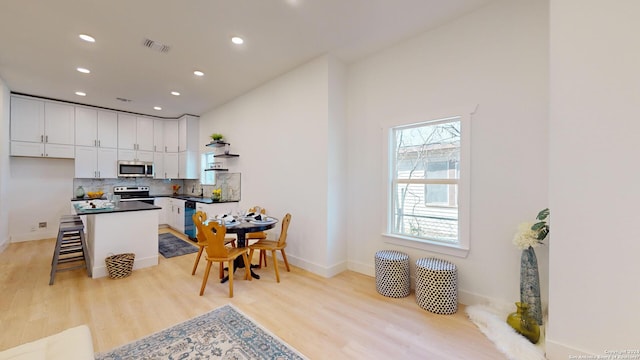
[0,0,492,118]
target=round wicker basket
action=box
[105,253,135,279]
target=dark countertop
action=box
[153,195,239,204]
[72,200,161,215]
[71,195,239,204]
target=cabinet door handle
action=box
[94,139,97,147]
[98,140,101,147]
[165,146,167,152]
[40,135,44,143]
[45,135,48,143]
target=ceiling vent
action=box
[116,97,132,102]
[142,38,170,53]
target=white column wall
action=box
[547,0,640,357]
[346,0,549,308]
[0,78,10,251]
[199,56,347,275]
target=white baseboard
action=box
[90,255,159,279]
[545,339,595,360]
[11,230,58,242]
[268,252,347,278]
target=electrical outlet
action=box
[38,222,47,228]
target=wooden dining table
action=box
[207,217,278,282]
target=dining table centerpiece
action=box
[511,208,549,328]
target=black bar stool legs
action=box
[49,216,91,285]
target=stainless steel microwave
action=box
[117,161,154,178]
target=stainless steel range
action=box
[113,186,154,205]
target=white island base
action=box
[84,208,160,278]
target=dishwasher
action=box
[184,200,196,241]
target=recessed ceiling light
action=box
[231,36,244,45]
[153,106,162,111]
[77,67,90,74]
[79,34,95,43]
[193,70,204,77]
[75,91,86,96]
[171,91,180,96]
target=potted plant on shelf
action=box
[210,133,224,145]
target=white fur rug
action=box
[465,304,547,360]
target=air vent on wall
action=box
[143,38,171,53]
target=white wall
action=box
[199,55,349,276]
[347,0,549,309]
[547,0,640,358]
[9,157,76,241]
[0,78,10,251]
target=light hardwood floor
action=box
[0,229,505,359]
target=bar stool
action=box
[49,217,90,285]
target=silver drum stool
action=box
[415,258,458,314]
[374,250,410,298]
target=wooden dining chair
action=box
[191,211,236,277]
[198,220,251,297]
[246,206,268,267]
[248,213,292,283]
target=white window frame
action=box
[383,114,470,258]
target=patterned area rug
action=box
[158,233,198,258]
[95,304,306,359]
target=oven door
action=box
[120,198,155,205]
[118,161,147,177]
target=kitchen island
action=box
[73,200,161,278]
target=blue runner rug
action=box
[158,233,198,258]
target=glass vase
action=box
[520,246,543,325]
[75,185,85,199]
[507,302,540,344]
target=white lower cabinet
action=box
[155,197,168,226]
[167,198,185,233]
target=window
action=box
[386,115,470,256]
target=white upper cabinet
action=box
[76,108,118,148]
[11,97,74,145]
[164,152,179,179]
[178,115,199,152]
[11,96,44,143]
[153,119,164,152]
[44,102,75,145]
[118,114,154,151]
[97,111,118,148]
[153,152,165,179]
[164,119,179,152]
[75,147,118,178]
[10,96,75,158]
[136,116,154,151]
[75,107,98,147]
[117,114,137,150]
